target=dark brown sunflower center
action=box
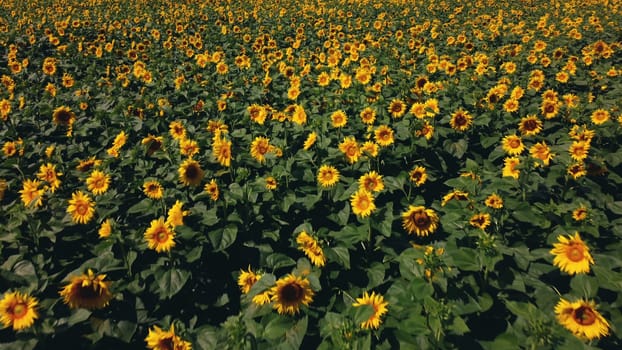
[56,111,72,123]
[257,143,269,155]
[280,283,303,304]
[573,306,596,325]
[76,284,100,300]
[523,120,537,131]
[156,228,169,243]
[186,165,200,179]
[488,94,499,103]
[414,212,430,227]
[454,115,467,126]
[158,337,175,350]
[544,104,555,113]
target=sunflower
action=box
[317,71,331,86]
[530,141,554,166]
[179,138,200,158]
[144,217,176,253]
[52,106,76,126]
[270,274,314,315]
[540,99,560,119]
[388,99,407,118]
[361,141,379,158]
[374,125,395,147]
[590,109,610,125]
[518,115,543,136]
[178,158,204,186]
[60,269,113,310]
[469,213,491,230]
[501,135,525,155]
[330,110,348,128]
[252,291,273,306]
[250,136,271,163]
[409,166,427,186]
[212,137,232,167]
[265,176,278,190]
[76,156,102,172]
[247,104,268,125]
[0,291,38,330]
[166,200,189,227]
[145,324,192,350]
[350,189,376,218]
[67,191,95,224]
[502,99,519,113]
[572,206,588,221]
[107,131,127,157]
[98,218,112,238]
[359,171,384,193]
[296,231,326,267]
[169,120,186,140]
[416,121,434,140]
[86,170,110,195]
[484,193,504,209]
[555,298,609,340]
[567,162,587,180]
[352,291,389,330]
[359,107,376,124]
[238,266,261,294]
[338,136,361,164]
[20,179,44,209]
[204,179,219,201]
[449,108,473,131]
[569,141,590,162]
[0,99,11,120]
[3,141,18,157]
[410,102,427,119]
[0,178,6,201]
[441,190,469,206]
[291,104,307,125]
[143,180,164,199]
[502,157,520,179]
[303,132,317,150]
[550,232,594,275]
[402,205,439,236]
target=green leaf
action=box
[354,304,375,326]
[279,316,308,350]
[247,273,276,299]
[67,308,92,326]
[606,201,622,215]
[327,246,350,269]
[450,316,470,335]
[570,274,599,298]
[264,316,293,340]
[450,248,481,272]
[156,268,190,299]
[208,224,238,251]
[201,208,220,226]
[266,253,297,269]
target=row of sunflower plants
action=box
[1,0,621,348]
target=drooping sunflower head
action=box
[352,291,389,330]
[238,266,261,294]
[212,137,232,167]
[402,205,439,236]
[145,324,192,350]
[270,274,314,315]
[303,132,317,151]
[178,158,204,186]
[165,200,188,228]
[250,136,272,164]
[204,179,219,201]
[338,136,361,164]
[555,298,609,340]
[469,213,491,230]
[296,231,326,267]
[59,269,113,310]
[0,291,39,330]
[550,232,594,275]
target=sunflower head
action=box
[352,291,389,329]
[550,232,594,275]
[144,217,176,253]
[178,158,204,186]
[59,269,113,310]
[402,205,439,236]
[0,291,39,330]
[270,274,314,315]
[555,298,609,340]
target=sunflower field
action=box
[1,0,622,348]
